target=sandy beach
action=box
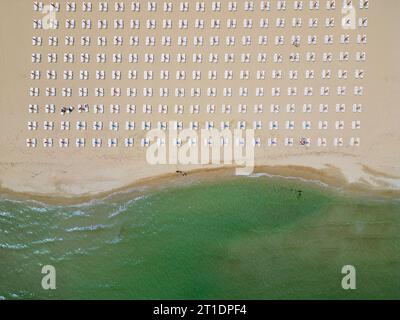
[1,0,400,200]
[1,2,400,301]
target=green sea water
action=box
[0,176,400,300]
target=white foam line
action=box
[109,195,148,218]
[247,172,336,190]
[65,224,111,233]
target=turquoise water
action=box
[0,177,400,300]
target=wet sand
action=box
[1,164,400,206]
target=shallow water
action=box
[0,177,399,299]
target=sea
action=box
[0,176,399,300]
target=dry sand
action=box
[0,0,399,200]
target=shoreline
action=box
[1,1,400,206]
[1,164,400,206]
